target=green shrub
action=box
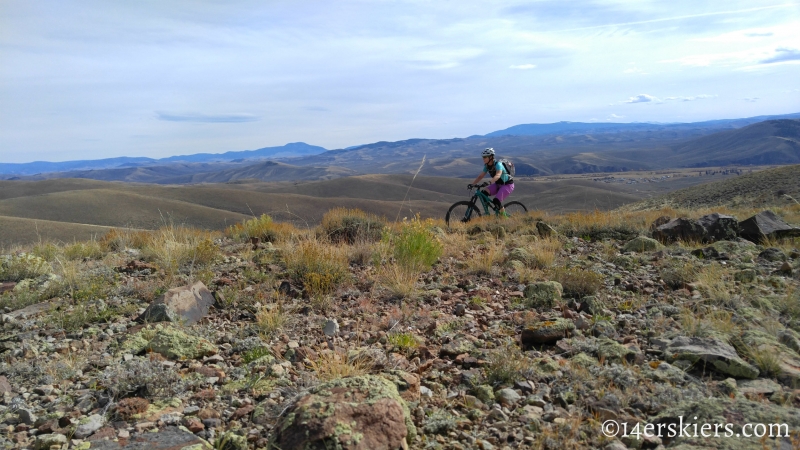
[321,208,385,244]
[0,253,51,282]
[550,267,604,298]
[63,240,105,261]
[387,218,443,272]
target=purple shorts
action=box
[486,182,514,202]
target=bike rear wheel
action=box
[503,201,528,218]
[446,201,481,227]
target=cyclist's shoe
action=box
[500,211,510,218]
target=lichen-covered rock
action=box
[521,318,575,346]
[380,370,421,402]
[33,433,67,450]
[273,375,415,450]
[439,337,474,358]
[663,336,759,379]
[121,325,218,360]
[523,281,563,309]
[536,221,557,237]
[623,236,663,253]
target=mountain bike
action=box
[445,182,527,227]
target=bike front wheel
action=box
[503,201,528,218]
[446,201,481,227]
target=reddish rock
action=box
[194,366,225,379]
[193,389,217,401]
[88,426,117,441]
[0,376,12,394]
[182,417,205,433]
[196,408,220,420]
[231,405,254,420]
[0,282,16,294]
[274,375,415,450]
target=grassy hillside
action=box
[628,164,800,210]
[0,189,250,230]
[0,215,115,248]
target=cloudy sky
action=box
[1,0,799,163]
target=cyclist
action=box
[470,148,514,217]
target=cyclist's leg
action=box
[495,184,515,216]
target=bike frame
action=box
[467,183,500,218]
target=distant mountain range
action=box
[0,142,326,177]
[2,113,799,182]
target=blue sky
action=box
[1,0,799,163]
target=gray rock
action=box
[74,413,106,438]
[697,213,739,242]
[739,210,800,244]
[653,217,706,244]
[323,319,339,337]
[495,388,521,405]
[83,426,212,449]
[664,336,759,379]
[738,378,782,396]
[18,408,37,425]
[137,281,215,325]
[453,303,467,317]
[536,221,557,237]
[0,376,11,394]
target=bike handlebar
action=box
[467,182,489,189]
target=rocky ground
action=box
[1,206,800,450]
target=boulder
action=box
[381,370,421,402]
[663,336,759,379]
[623,236,663,253]
[272,375,415,450]
[739,210,800,244]
[34,433,68,450]
[652,218,706,244]
[73,414,106,439]
[740,330,800,383]
[521,318,575,346]
[697,213,738,242]
[523,281,563,309]
[137,281,215,325]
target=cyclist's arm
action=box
[472,172,486,185]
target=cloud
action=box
[625,94,657,103]
[745,32,773,37]
[743,97,759,102]
[760,47,800,64]
[663,94,716,102]
[509,64,536,69]
[609,113,624,120]
[156,112,259,123]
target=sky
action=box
[1,0,799,163]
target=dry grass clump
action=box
[306,349,373,381]
[485,341,536,386]
[320,207,385,244]
[660,260,698,290]
[550,267,604,298]
[695,263,736,306]
[226,214,278,243]
[464,244,505,275]
[141,225,219,279]
[284,239,349,297]
[255,301,292,337]
[100,228,151,251]
[378,262,420,299]
[528,236,561,269]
